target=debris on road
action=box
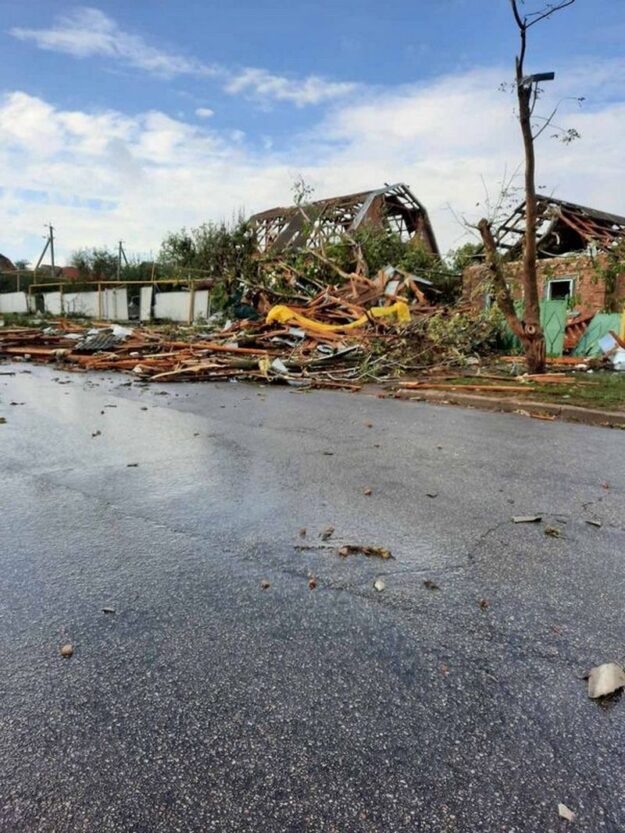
[587,662,625,699]
[337,544,393,560]
[373,578,386,592]
[512,515,542,524]
[102,607,116,614]
[544,526,562,538]
[321,526,335,541]
[585,519,602,528]
[423,579,440,591]
[558,803,576,822]
[479,598,490,610]
[363,487,372,496]
[308,576,317,590]
[260,579,271,590]
[60,643,74,658]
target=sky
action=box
[1,0,624,264]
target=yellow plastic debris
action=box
[266,302,410,333]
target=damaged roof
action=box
[0,254,17,272]
[494,196,625,259]
[249,182,440,257]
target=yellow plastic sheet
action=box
[266,301,410,333]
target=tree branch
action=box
[531,104,560,139]
[477,219,524,338]
[525,0,575,28]
[510,0,525,30]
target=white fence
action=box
[0,291,29,314]
[153,289,209,322]
[1,285,210,322]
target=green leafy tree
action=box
[70,247,118,279]
[159,216,259,286]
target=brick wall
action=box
[464,253,625,316]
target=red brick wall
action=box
[464,254,625,316]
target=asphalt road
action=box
[1,364,624,833]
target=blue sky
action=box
[1,1,624,262]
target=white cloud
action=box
[9,7,355,106]
[0,62,623,264]
[195,107,214,119]
[225,68,357,107]
[11,7,218,79]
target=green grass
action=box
[526,374,625,410]
[440,372,625,411]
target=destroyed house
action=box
[491,197,625,260]
[465,196,625,318]
[249,183,440,257]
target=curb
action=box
[391,389,625,429]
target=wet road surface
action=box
[1,364,624,832]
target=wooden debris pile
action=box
[0,274,445,388]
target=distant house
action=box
[0,254,17,273]
[249,183,440,257]
[464,197,625,317]
[59,267,82,281]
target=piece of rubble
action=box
[260,579,271,590]
[512,515,542,524]
[308,577,317,590]
[102,607,116,614]
[587,662,625,699]
[558,803,575,822]
[337,545,393,560]
[363,487,372,496]
[373,578,385,592]
[423,579,439,591]
[544,526,562,538]
[60,643,74,658]
[321,526,335,541]
[585,519,602,528]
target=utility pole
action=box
[49,224,55,279]
[34,224,56,280]
[116,240,128,281]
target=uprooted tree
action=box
[478,0,576,373]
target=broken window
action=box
[546,278,574,301]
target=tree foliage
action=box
[159,217,259,285]
[70,247,118,279]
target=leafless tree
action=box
[478,0,576,373]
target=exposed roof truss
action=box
[249,183,439,257]
[495,197,625,259]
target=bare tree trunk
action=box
[516,58,546,372]
[508,0,553,373]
